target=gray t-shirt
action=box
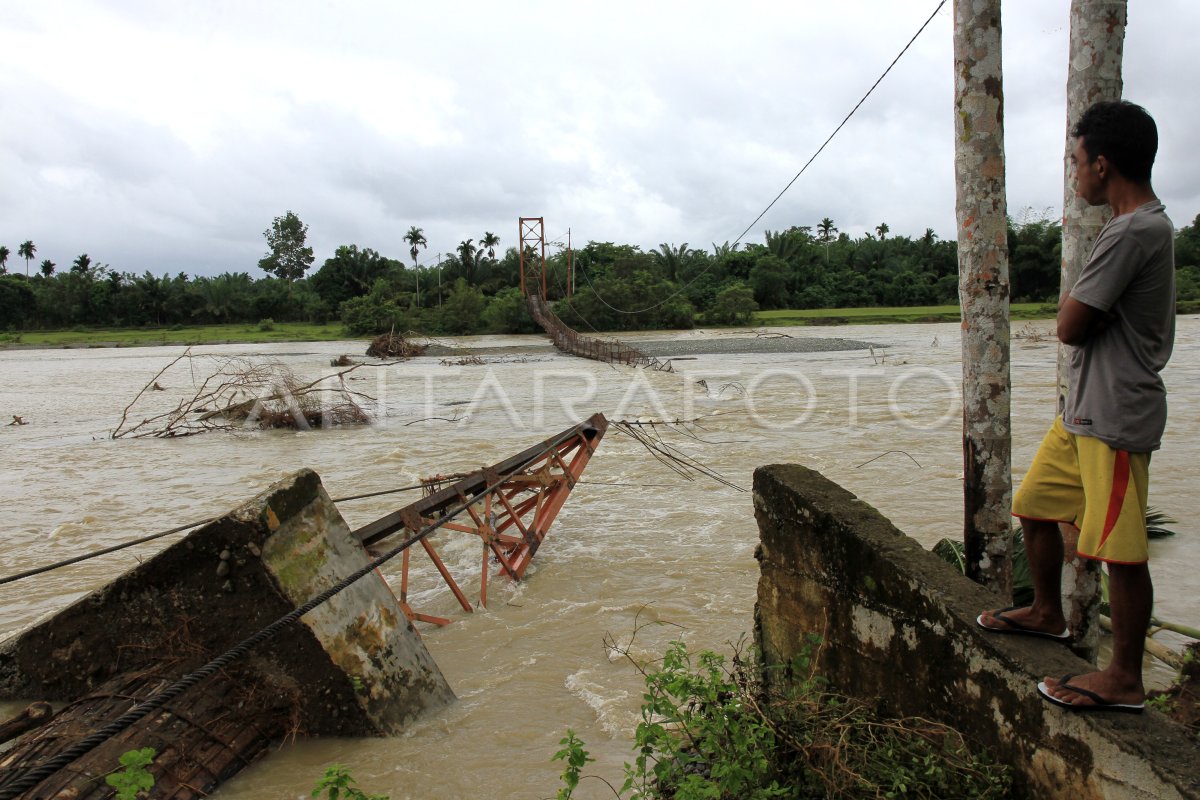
[1063,200,1175,452]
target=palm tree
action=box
[652,242,692,282]
[72,253,92,274]
[403,226,428,305]
[457,239,482,285]
[816,218,838,243]
[18,241,36,277]
[481,232,500,262]
[0,245,9,274]
[875,222,890,240]
[40,259,56,278]
[816,219,838,263]
[711,241,740,259]
[763,230,802,261]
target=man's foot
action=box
[976,605,1070,640]
[1038,672,1145,713]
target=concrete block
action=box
[753,463,1199,800]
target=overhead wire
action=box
[0,481,436,588]
[570,0,948,316]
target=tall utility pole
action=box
[953,0,1012,594]
[1059,0,1127,661]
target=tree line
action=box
[2,210,1198,335]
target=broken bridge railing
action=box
[353,412,608,626]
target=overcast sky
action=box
[2,1,1197,279]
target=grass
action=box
[751,302,1058,327]
[0,322,361,348]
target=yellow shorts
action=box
[1012,417,1151,565]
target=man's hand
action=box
[1057,295,1112,345]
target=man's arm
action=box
[1057,293,1111,345]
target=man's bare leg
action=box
[979,518,1068,634]
[1044,562,1151,707]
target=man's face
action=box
[1072,137,1107,206]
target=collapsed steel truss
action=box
[352,413,608,626]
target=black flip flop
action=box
[976,605,1070,641]
[1037,674,1144,714]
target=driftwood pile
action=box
[366,332,426,359]
[112,349,378,438]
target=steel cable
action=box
[570,0,948,316]
[0,482,433,588]
[0,433,575,798]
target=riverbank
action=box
[2,318,1196,798]
[0,303,1060,350]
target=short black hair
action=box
[1072,100,1158,183]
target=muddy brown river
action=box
[1,318,1196,799]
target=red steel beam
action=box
[351,413,607,625]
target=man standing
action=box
[977,101,1175,713]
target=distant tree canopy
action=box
[2,211,1196,336]
[258,211,314,282]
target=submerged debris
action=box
[112,349,379,438]
[440,355,485,366]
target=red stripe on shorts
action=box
[1096,450,1130,553]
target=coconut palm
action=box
[40,259,56,278]
[0,245,9,274]
[18,241,36,277]
[72,253,92,274]
[481,231,500,262]
[457,239,482,285]
[816,218,838,243]
[403,226,428,305]
[816,219,839,264]
[875,222,890,240]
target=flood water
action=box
[1,318,1197,799]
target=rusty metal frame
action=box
[519,216,547,298]
[352,413,607,626]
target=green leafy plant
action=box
[312,764,388,800]
[1145,694,1176,713]
[106,747,156,800]
[555,630,1009,799]
[620,640,788,800]
[552,729,595,799]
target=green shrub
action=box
[555,636,1010,799]
[704,282,758,325]
[312,764,388,800]
[258,317,276,331]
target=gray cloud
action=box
[1,0,1196,278]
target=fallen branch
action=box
[112,351,389,438]
[1100,615,1185,671]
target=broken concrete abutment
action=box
[0,469,454,799]
[753,463,1199,800]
